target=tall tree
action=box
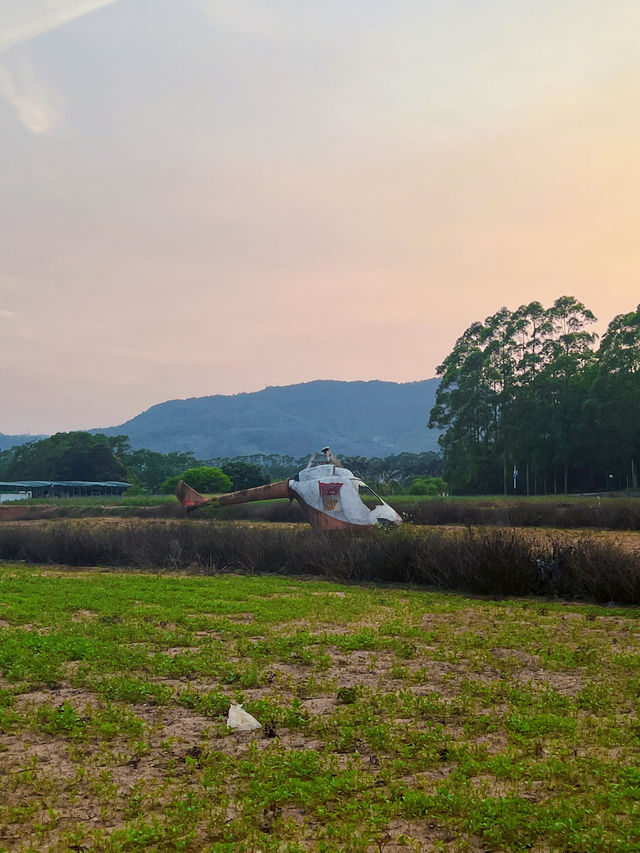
[594,305,640,488]
[539,297,597,492]
[508,301,554,494]
[429,307,520,493]
[121,447,199,492]
[429,297,601,494]
[0,433,127,481]
[221,461,269,491]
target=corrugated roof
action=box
[0,481,130,488]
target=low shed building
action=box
[0,481,131,500]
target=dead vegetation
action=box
[1,518,640,602]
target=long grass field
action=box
[6,493,640,532]
[1,564,639,851]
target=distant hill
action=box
[96,380,441,458]
[0,433,47,453]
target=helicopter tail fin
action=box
[176,480,210,511]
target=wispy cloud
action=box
[0,49,60,132]
[0,1,120,133]
[0,309,18,318]
[0,0,119,53]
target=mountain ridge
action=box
[95,379,441,458]
[0,433,48,453]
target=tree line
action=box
[0,434,443,495]
[209,452,442,490]
[428,297,640,495]
[0,434,267,494]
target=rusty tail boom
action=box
[176,479,293,512]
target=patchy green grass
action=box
[1,563,640,851]
[17,495,179,507]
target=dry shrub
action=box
[0,505,59,522]
[562,538,640,603]
[213,501,306,523]
[5,496,639,530]
[402,498,640,530]
[1,521,639,603]
[202,497,640,530]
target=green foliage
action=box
[158,475,180,494]
[336,687,359,704]
[171,466,232,494]
[221,461,269,490]
[211,451,444,487]
[36,701,88,739]
[593,305,640,491]
[0,432,213,494]
[114,443,200,492]
[407,476,448,495]
[0,432,126,481]
[209,453,302,481]
[2,564,640,850]
[430,298,640,495]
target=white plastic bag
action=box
[227,703,262,732]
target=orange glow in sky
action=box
[1,0,639,432]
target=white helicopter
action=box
[176,446,402,531]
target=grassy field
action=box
[1,565,639,851]
[6,492,640,531]
[2,518,639,602]
[5,492,628,508]
[16,496,179,508]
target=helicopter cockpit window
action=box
[356,480,384,507]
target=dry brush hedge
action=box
[188,495,640,530]
[403,497,640,530]
[1,520,639,604]
[4,496,640,529]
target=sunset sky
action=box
[1,0,639,434]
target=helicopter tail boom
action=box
[176,479,293,512]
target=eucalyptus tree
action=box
[429,296,600,494]
[538,297,598,492]
[508,301,554,493]
[429,306,521,493]
[598,303,640,374]
[384,451,444,484]
[594,304,640,488]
